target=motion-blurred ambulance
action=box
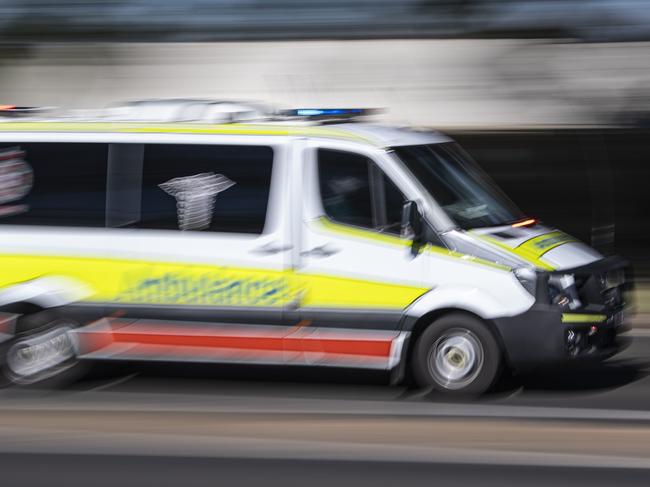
[0,103,630,393]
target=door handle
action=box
[251,242,293,255]
[300,243,341,258]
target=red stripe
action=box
[110,332,391,357]
[76,320,395,359]
[87,343,389,368]
[0,313,16,335]
[298,337,391,357]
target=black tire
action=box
[0,310,86,388]
[411,313,502,396]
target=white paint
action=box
[0,276,91,308]
[406,280,535,320]
[542,241,602,269]
[297,138,535,319]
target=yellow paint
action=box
[314,217,511,272]
[561,313,607,324]
[0,222,514,314]
[0,253,427,310]
[474,233,558,271]
[518,231,577,257]
[301,272,427,309]
[0,216,514,313]
[0,122,376,145]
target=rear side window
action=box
[138,144,273,234]
[318,149,406,235]
[0,143,108,227]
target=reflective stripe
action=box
[301,272,427,309]
[561,313,607,324]
[0,253,427,310]
[474,232,556,271]
[0,122,376,145]
[75,318,409,370]
[518,231,577,258]
[473,230,579,271]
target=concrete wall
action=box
[1,40,650,127]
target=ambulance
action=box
[0,104,629,394]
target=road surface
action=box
[0,330,649,486]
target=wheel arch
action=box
[401,307,512,374]
[0,276,90,312]
[0,300,46,316]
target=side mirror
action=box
[401,200,424,256]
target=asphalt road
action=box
[2,455,650,487]
[0,330,649,486]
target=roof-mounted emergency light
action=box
[281,108,380,120]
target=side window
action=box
[318,149,373,228]
[0,143,108,227]
[382,175,408,235]
[317,148,406,234]
[138,144,273,234]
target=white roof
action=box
[328,123,452,147]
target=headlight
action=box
[514,267,537,296]
[548,274,582,310]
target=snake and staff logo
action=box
[0,147,33,217]
[159,172,235,230]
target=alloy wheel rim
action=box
[428,328,484,390]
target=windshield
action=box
[393,143,525,230]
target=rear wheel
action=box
[1,310,84,387]
[412,313,502,395]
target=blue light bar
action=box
[294,108,364,117]
[280,108,380,120]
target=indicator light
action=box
[512,218,537,228]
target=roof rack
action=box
[0,100,382,125]
[109,99,269,124]
[111,100,380,124]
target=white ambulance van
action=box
[0,105,629,394]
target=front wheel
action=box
[411,313,502,395]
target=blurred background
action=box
[3,1,650,274]
[2,2,650,486]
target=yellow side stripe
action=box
[0,122,377,145]
[0,252,427,310]
[473,233,556,271]
[561,313,607,324]
[313,217,511,272]
[517,231,577,258]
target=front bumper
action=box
[493,304,627,372]
[494,255,632,372]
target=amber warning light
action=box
[512,218,537,228]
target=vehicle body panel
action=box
[0,122,629,375]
